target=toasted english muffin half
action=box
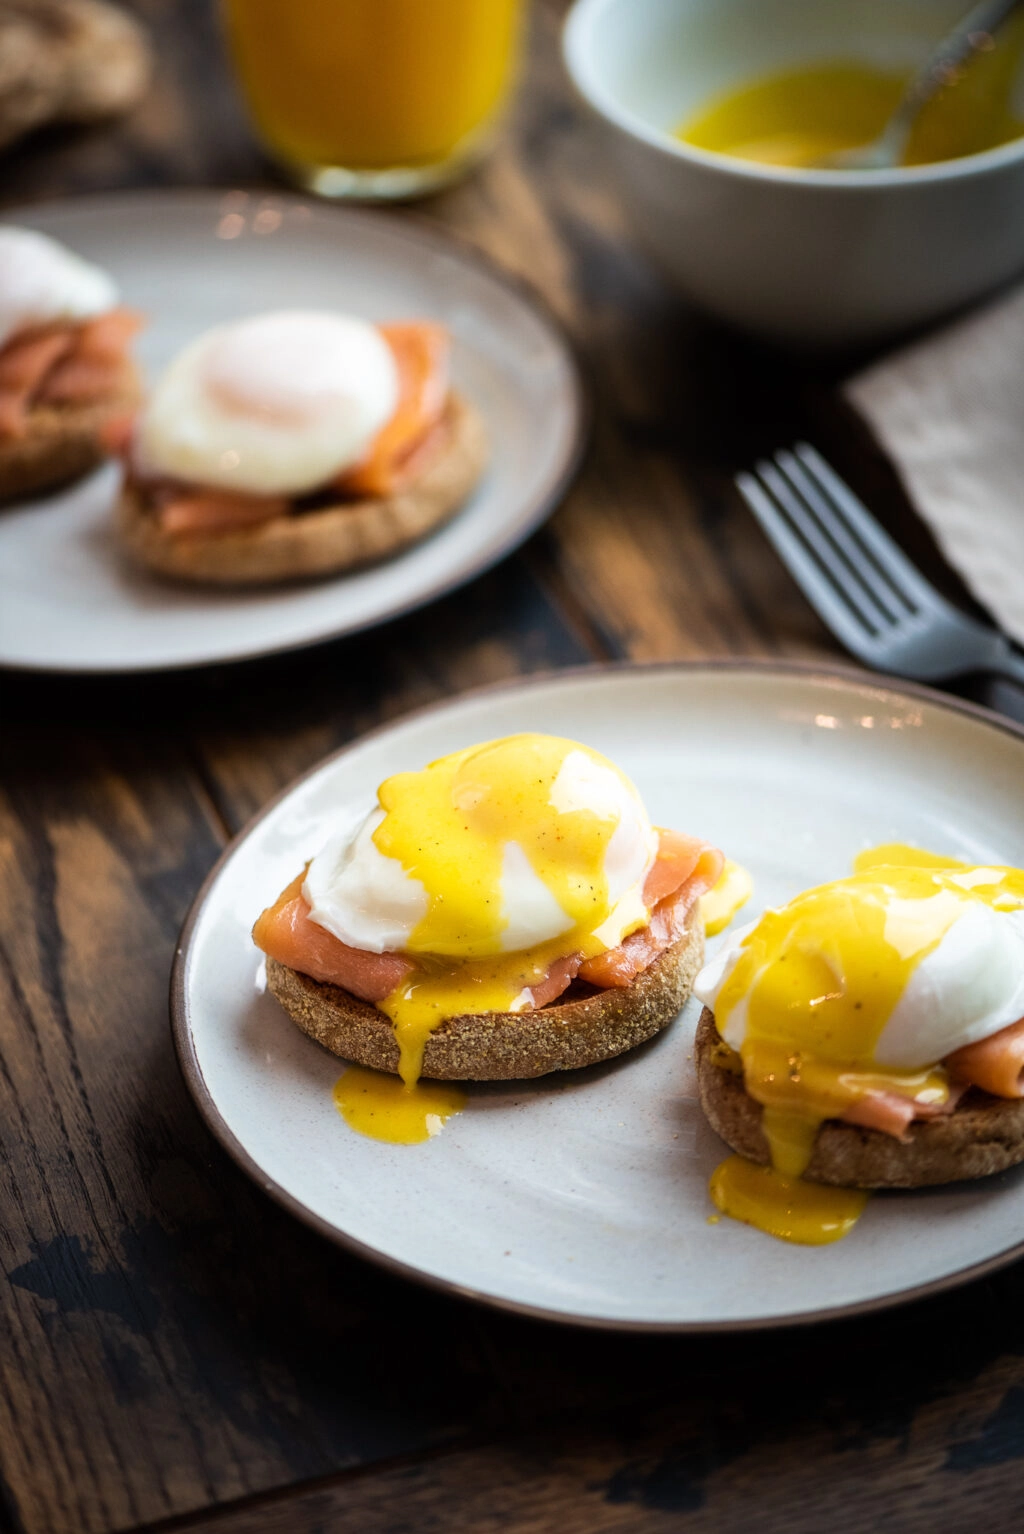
[116,391,487,585]
[266,923,704,1082]
[0,359,140,503]
[694,1007,1024,1189]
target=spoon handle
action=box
[883,0,1024,160]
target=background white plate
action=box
[174,663,1024,1330]
[0,191,583,673]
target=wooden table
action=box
[4,5,1024,1531]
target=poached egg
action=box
[0,226,118,350]
[694,845,1024,1244]
[251,731,741,1144]
[304,733,659,960]
[135,310,399,495]
[306,733,660,1082]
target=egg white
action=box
[303,809,427,954]
[0,226,118,349]
[496,842,577,952]
[136,311,399,495]
[550,749,658,906]
[693,919,756,1049]
[303,755,658,960]
[877,904,1024,1067]
[694,904,1024,1067]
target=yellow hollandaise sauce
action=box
[374,735,649,959]
[292,735,741,1148]
[677,26,1024,170]
[333,1066,466,1145]
[708,845,1024,1244]
[338,841,752,1144]
[372,734,654,1086]
[382,938,584,1088]
[710,1157,867,1245]
[321,733,664,1142]
[701,858,753,937]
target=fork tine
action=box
[793,443,949,613]
[774,449,912,620]
[736,470,885,658]
[757,459,898,632]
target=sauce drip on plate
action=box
[710,1155,867,1245]
[333,1066,466,1145]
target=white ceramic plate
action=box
[0,191,583,674]
[173,663,1024,1330]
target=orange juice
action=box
[222,0,523,194]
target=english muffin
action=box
[116,311,487,584]
[254,732,727,1088]
[0,224,142,503]
[690,850,1024,1241]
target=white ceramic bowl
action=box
[563,0,1024,345]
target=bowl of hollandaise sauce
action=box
[563,0,1024,345]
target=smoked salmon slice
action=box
[41,356,123,405]
[99,412,138,455]
[0,307,141,439]
[841,1091,918,1139]
[840,1081,967,1140]
[253,873,414,1002]
[38,309,141,405]
[158,490,289,536]
[947,1016,1024,1098]
[74,308,143,363]
[579,868,713,990]
[579,836,724,991]
[0,329,72,391]
[527,952,584,1009]
[0,330,73,437]
[336,322,450,498]
[643,831,723,907]
[254,830,723,1009]
[149,321,452,531]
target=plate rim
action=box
[171,657,1024,1332]
[0,188,588,676]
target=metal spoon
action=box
[818,0,1024,169]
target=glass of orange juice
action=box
[221,0,525,199]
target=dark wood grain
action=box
[0,720,486,1533]
[0,561,592,1534]
[118,1264,1024,1534]
[3,2,1024,1534]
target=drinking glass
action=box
[222,0,525,199]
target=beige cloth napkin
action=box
[845,284,1024,647]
